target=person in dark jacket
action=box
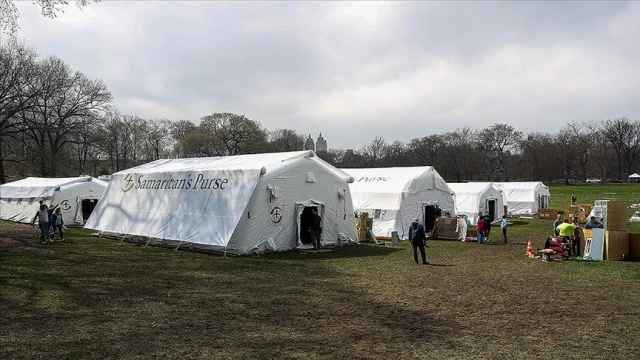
[309,208,322,249]
[553,214,564,237]
[50,207,64,241]
[483,213,494,242]
[584,216,603,229]
[409,218,428,264]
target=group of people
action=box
[476,212,508,244]
[549,213,602,257]
[32,201,64,243]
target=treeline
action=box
[1,41,638,184]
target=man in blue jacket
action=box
[553,214,564,237]
[409,218,428,265]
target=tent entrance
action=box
[81,199,98,222]
[487,199,496,219]
[538,195,549,209]
[423,205,441,233]
[295,200,325,248]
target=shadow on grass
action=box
[0,239,460,359]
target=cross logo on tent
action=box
[122,174,135,193]
[270,207,282,224]
[60,200,71,211]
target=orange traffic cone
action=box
[525,238,533,256]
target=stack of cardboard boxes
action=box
[565,204,593,222]
[602,201,629,261]
[356,212,373,242]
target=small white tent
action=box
[494,182,550,215]
[84,151,357,255]
[341,166,456,239]
[448,183,505,225]
[0,176,108,225]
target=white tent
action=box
[448,182,505,225]
[0,176,108,225]
[84,151,357,255]
[629,173,640,180]
[341,166,456,239]
[493,182,550,215]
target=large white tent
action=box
[0,176,108,225]
[84,151,358,255]
[448,182,505,225]
[493,182,550,215]
[341,166,456,239]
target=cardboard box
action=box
[605,230,629,261]
[605,201,627,231]
[537,208,558,219]
[629,233,640,257]
[433,217,458,239]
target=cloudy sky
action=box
[6,1,640,149]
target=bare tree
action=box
[407,134,446,168]
[442,127,477,182]
[268,128,304,152]
[477,124,523,181]
[199,113,268,155]
[180,128,223,157]
[0,40,39,183]
[359,136,388,168]
[17,55,111,176]
[602,117,640,179]
[1,0,100,36]
[170,119,196,157]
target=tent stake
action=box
[146,237,152,246]
[175,241,183,251]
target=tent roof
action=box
[0,176,95,198]
[629,173,640,178]
[448,182,495,195]
[494,181,548,191]
[342,166,452,195]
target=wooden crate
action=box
[605,230,629,261]
[629,233,640,257]
[605,201,627,231]
[537,208,558,219]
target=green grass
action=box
[1,190,640,358]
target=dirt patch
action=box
[0,222,38,248]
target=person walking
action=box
[476,215,484,244]
[408,218,428,264]
[50,207,64,241]
[32,204,49,243]
[501,215,508,243]
[553,214,563,237]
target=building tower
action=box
[304,134,315,151]
[316,133,327,153]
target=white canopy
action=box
[493,182,550,215]
[0,176,108,225]
[84,151,357,254]
[629,173,640,179]
[341,166,456,239]
[448,182,505,225]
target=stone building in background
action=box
[304,133,328,153]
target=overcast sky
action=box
[6,1,640,149]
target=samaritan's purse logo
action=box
[122,173,135,192]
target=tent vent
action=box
[337,189,346,199]
[267,184,279,199]
[305,172,316,183]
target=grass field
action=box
[1,184,640,359]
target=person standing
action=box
[572,218,582,257]
[50,207,64,241]
[483,212,494,242]
[553,214,563,237]
[571,193,577,205]
[309,208,322,250]
[501,215,508,243]
[476,215,484,244]
[408,218,428,264]
[32,204,49,243]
